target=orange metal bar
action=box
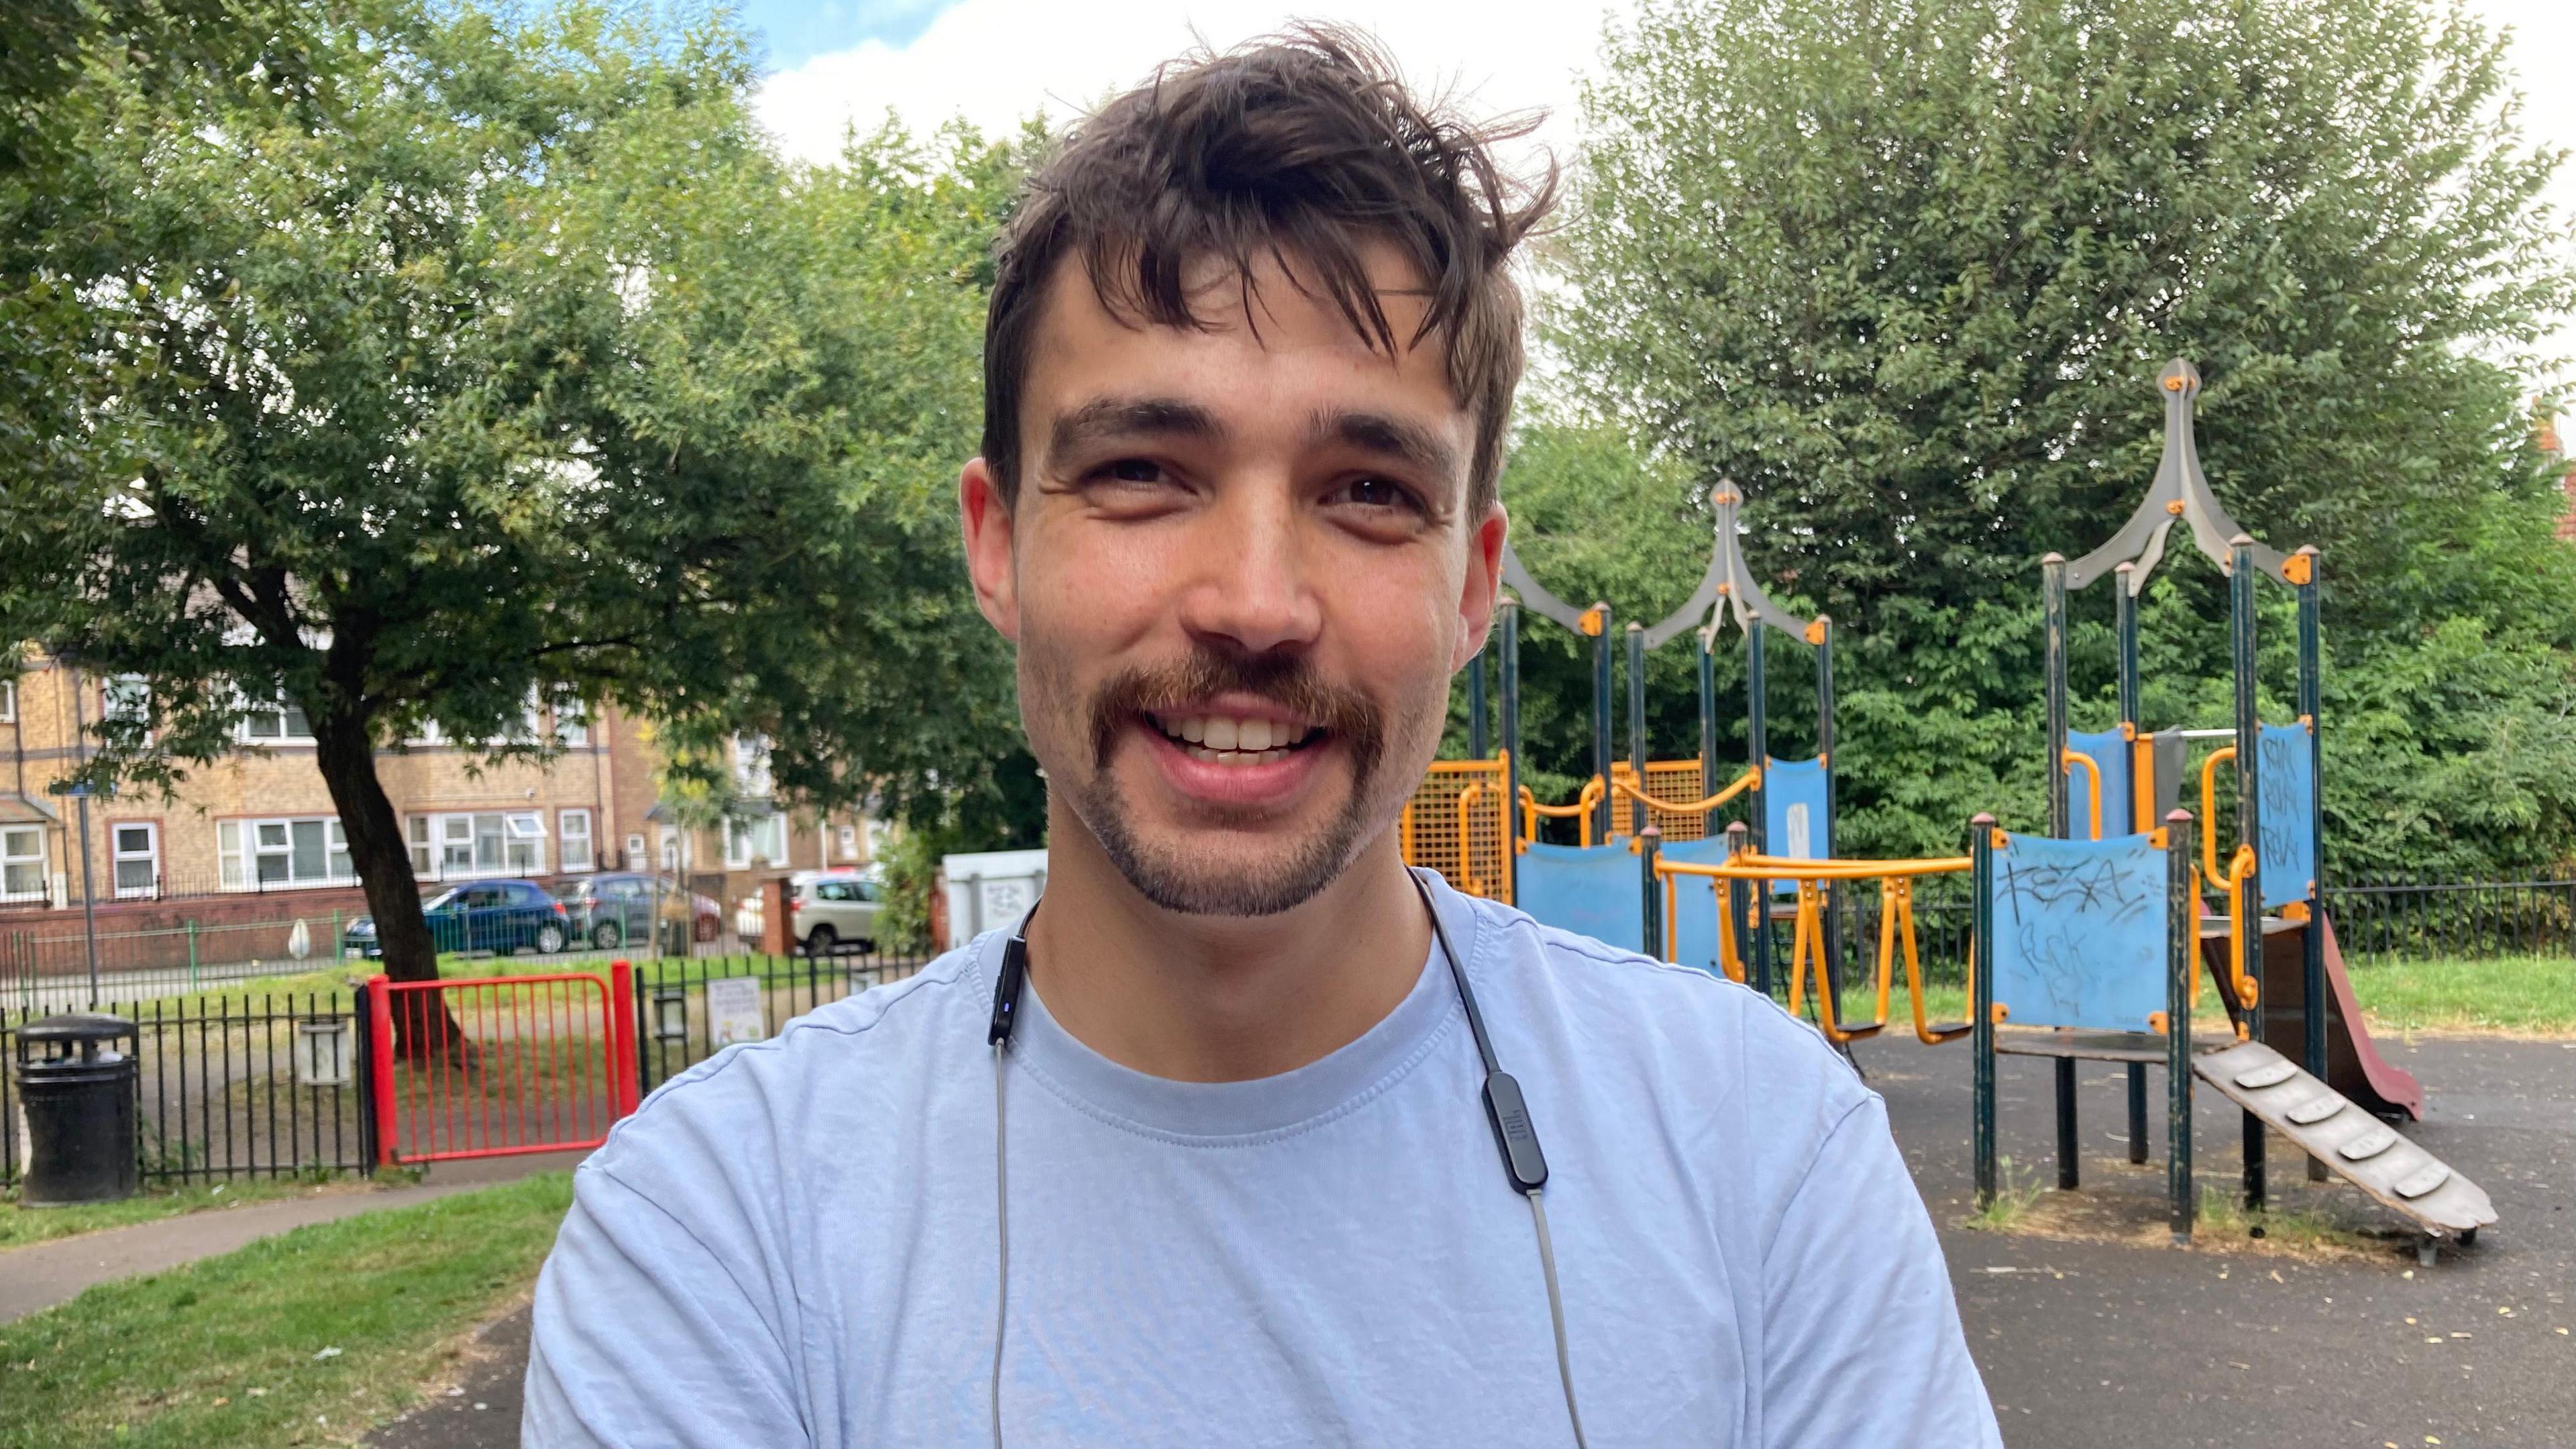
[2063,750,2102,841]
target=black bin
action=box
[13,1014,140,1205]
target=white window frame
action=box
[550,694,589,749]
[733,735,772,798]
[0,678,15,722]
[837,822,859,861]
[411,810,548,880]
[235,696,313,743]
[558,808,594,873]
[217,816,356,891]
[110,821,160,899]
[101,674,152,741]
[1,824,46,904]
[723,818,753,870]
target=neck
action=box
[1023,797,1432,1083]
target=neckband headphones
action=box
[982,868,1589,1447]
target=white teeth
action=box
[1179,716,1207,744]
[1186,745,1293,766]
[1202,717,1239,751]
[1238,718,1273,751]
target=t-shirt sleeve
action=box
[1761,1095,2002,1448]
[523,1163,808,1447]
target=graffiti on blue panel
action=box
[1990,834,2167,1031]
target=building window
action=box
[837,822,859,861]
[550,694,589,749]
[111,822,159,898]
[0,679,15,722]
[101,675,151,740]
[724,812,786,870]
[218,816,355,890]
[237,698,313,743]
[559,809,593,872]
[1,825,45,903]
[411,811,547,879]
[733,735,771,798]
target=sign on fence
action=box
[706,976,765,1049]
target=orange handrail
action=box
[1656,849,1972,1042]
[2063,749,2102,841]
[1519,776,1605,848]
[1607,765,1760,820]
[2198,745,2237,890]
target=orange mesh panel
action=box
[1401,759,1513,903]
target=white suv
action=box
[735,871,885,955]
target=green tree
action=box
[1543,0,2576,869]
[0,3,1030,1026]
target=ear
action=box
[1452,500,1508,671]
[960,457,1020,641]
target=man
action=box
[527,28,1999,1447]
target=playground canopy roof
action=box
[2064,358,2299,592]
[1499,483,1817,651]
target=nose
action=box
[1175,478,1324,657]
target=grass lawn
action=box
[0,1172,572,1448]
[0,1175,403,1252]
[2343,953,2576,1036]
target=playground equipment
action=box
[1996,358,2487,1254]
[1656,825,1972,1046]
[1401,486,1840,972]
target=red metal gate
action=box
[366,963,638,1167]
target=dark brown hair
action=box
[981,25,1556,514]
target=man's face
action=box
[961,246,1504,916]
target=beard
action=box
[1030,642,1392,917]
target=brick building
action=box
[0,652,873,950]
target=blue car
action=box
[342,878,574,959]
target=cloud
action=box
[751,0,1619,176]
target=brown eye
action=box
[1346,476,1414,509]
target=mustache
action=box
[1088,648,1384,770]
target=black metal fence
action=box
[2322,870,2576,962]
[3,990,374,1190]
[2,949,936,1191]
[633,951,929,1095]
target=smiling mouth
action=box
[1143,710,1324,767]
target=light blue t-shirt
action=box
[525,875,2000,1446]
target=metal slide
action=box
[2193,1038,2491,1260]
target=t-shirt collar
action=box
[994,871,1480,1143]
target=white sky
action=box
[751,0,2576,393]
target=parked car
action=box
[342,879,572,959]
[553,873,722,952]
[735,870,885,955]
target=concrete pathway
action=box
[0,1148,588,1325]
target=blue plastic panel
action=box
[2067,727,2133,840]
[1988,830,2170,1032]
[1763,756,1830,895]
[1515,842,1648,954]
[1660,837,1735,976]
[2257,721,2316,910]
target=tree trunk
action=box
[310,707,466,1062]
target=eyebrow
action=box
[1046,396,1222,460]
[1308,409,1462,491]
